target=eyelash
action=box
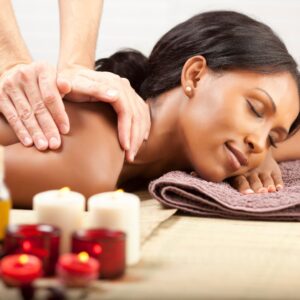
[246,100,278,148]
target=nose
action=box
[244,132,267,154]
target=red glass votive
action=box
[3,224,60,276]
[0,254,42,286]
[56,252,99,287]
[72,229,126,279]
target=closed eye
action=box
[268,135,277,148]
[246,99,278,148]
[247,100,262,118]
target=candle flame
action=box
[58,187,71,198]
[59,187,71,193]
[112,189,124,200]
[78,252,89,263]
[19,254,29,265]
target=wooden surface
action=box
[1,194,300,299]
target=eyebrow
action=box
[254,87,289,137]
[254,87,277,113]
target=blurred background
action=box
[12,0,300,64]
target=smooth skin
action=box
[1,56,299,208]
[0,0,150,161]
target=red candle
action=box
[72,229,125,279]
[56,252,99,287]
[3,224,60,276]
[0,254,42,286]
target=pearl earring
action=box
[185,86,192,94]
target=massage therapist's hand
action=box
[58,65,151,162]
[0,62,71,150]
[229,150,283,194]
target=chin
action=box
[194,164,226,183]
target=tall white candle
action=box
[33,188,85,254]
[87,190,140,266]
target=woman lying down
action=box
[1,10,300,208]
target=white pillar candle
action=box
[33,188,85,254]
[87,190,140,266]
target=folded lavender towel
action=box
[148,160,300,221]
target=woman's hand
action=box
[229,150,283,194]
[0,62,70,150]
[58,65,151,162]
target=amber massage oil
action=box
[0,146,11,242]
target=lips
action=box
[225,142,248,171]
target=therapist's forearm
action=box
[0,0,31,75]
[57,0,103,70]
[273,129,300,162]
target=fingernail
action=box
[37,139,47,149]
[24,137,32,146]
[144,133,149,141]
[258,187,268,193]
[106,89,118,98]
[276,184,283,191]
[125,140,130,151]
[243,189,254,194]
[60,124,69,134]
[129,153,135,162]
[267,185,276,192]
[49,137,60,149]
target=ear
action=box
[181,55,207,98]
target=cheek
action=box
[182,98,246,142]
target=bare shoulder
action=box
[63,102,125,194]
[0,114,18,145]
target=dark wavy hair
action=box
[95,10,300,136]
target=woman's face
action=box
[179,68,299,182]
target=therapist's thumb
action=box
[57,77,72,97]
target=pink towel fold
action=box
[148,160,300,221]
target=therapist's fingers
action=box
[36,62,70,135]
[61,73,119,102]
[125,80,150,161]
[62,69,152,155]
[0,95,32,146]
[0,62,69,150]
[20,68,61,149]
[6,86,48,150]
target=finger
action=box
[117,110,131,152]
[127,116,139,162]
[258,173,276,192]
[230,175,254,194]
[36,62,70,134]
[127,85,146,155]
[70,76,119,102]
[271,172,284,191]
[144,102,151,140]
[109,82,133,152]
[21,73,61,149]
[7,86,48,150]
[247,173,267,193]
[0,95,33,146]
[57,76,71,97]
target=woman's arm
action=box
[272,129,300,162]
[3,103,125,208]
[230,129,300,194]
[0,114,18,145]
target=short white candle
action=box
[33,188,85,254]
[87,190,140,266]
